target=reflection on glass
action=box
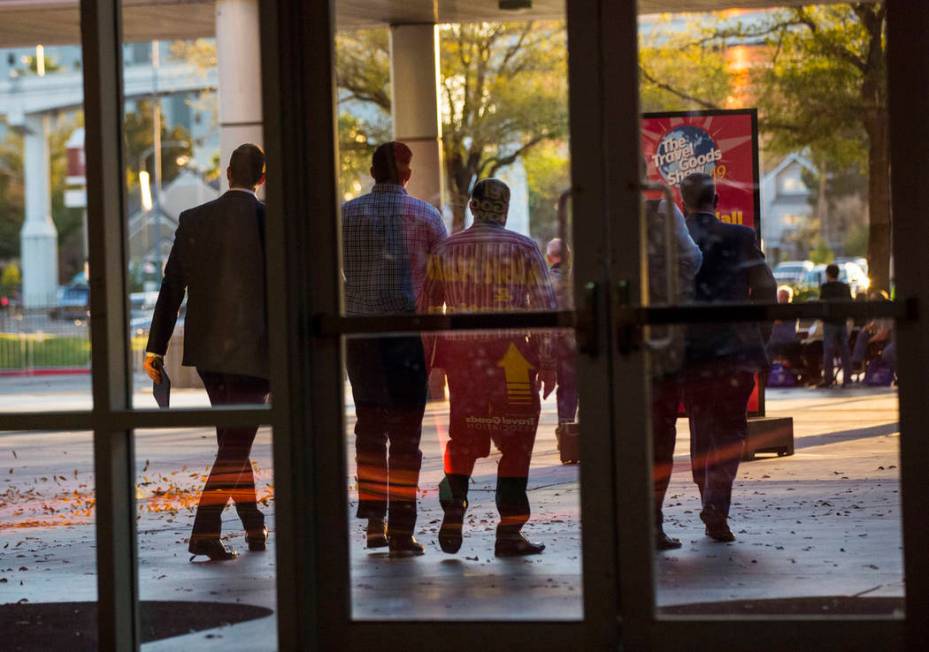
[0,431,97,647]
[122,3,268,410]
[0,37,91,409]
[135,427,276,646]
[637,2,902,614]
[346,330,582,620]
[337,11,580,620]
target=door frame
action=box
[599,0,928,650]
[260,0,622,648]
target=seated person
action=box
[852,290,893,373]
[767,287,809,380]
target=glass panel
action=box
[345,329,582,620]
[335,5,581,621]
[647,319,903,617]
[336,18,573,316]
[0,430,97,647]
[636,2,903,618]
[121,2,271,409]
[135,425,277,649]
[0,27,92,409]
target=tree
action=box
[0,113,86,282]
[123,99,193,191]
[639,5,891,291]
[335,23,569,232]
[638,15,734,113]
[440,22,568,231]
[751,5,889,290]
[0,126,25,261]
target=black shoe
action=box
[246,525,269,552]
[366,518,388,549]
[701,509,735,543]
[655,527,682,551]
[495,530,545,557]
[816,381,833,389]
[439,499,467,554]
[388,535,425,557]
[189,538,238,561]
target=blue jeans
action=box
[823,323,852,385]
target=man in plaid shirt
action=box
[421,178,557,557]
[342,142,447,556]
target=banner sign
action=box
[640,108,764,415]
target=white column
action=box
[390,24,445,209]
[215,0,263,191]
[20,113,59,308]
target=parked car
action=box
[50,283,90,320]
[773,260,815,285]
[799,262,870,298]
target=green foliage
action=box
[0,113,86,280]
[0,262,21,295]
[0,333,90,370]
[440,22,568,230]
[753,5,884,170]
[844,223,869,257]
[337,112,390,201]
[522,141,570,242]
[808,238,835,264]
[334,24,569,232]
[638,16,733,113]
[334,29,392,201]
[0,126,24,261]
[123,99,193,191]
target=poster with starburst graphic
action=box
[641,108,760,236]
[641,108,764,416]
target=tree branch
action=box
[638,66,722,111]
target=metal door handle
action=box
[576,281,600,356]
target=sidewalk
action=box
[0,381,904,648]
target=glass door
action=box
[605,0,928,649]
[260,0,623,648]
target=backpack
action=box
[767,362,798,388]
[864,358,895,386]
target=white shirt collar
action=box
[227,187,258,198]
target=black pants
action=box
[684,367,755,519]
[346,336,427,537]
[651,375,682,525]
[191,370,270,540]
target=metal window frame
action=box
[0,2,276,650]
[2,0,924,650]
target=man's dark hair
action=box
[679,172,716,212]
[825,263,840,280]
[229,143,265,188]
[371,141,413,183]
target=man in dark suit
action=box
[144,143,269,561]
[680,172,777,542]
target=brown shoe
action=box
[246,525,269,552]
[495,527,545,557]
[701,508,735,543]
[388,535,425,557]
[366,518,388,549]
[189,538,238,561]
[655,526,682,551]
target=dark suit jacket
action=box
[146,190,269,379]
[685,211,777,370]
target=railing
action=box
[0,307,91,374]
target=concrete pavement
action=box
[0,380,905,648]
